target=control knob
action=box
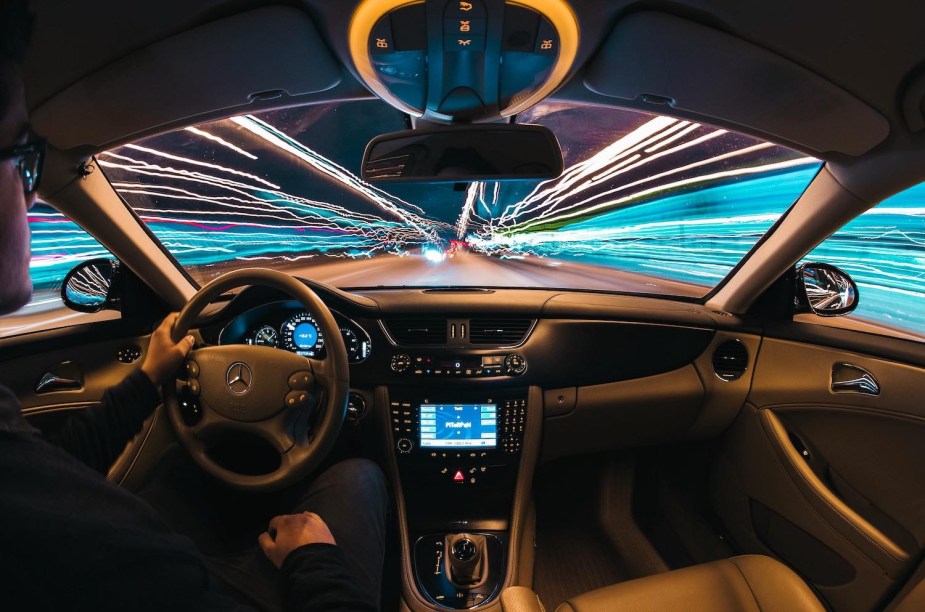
[391,354,411,373]
[504,353,527,375]
[397,438,413,453]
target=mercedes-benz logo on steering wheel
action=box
[226,362,253,394]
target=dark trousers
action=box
[139,457,388,611]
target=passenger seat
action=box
[501,555,824,612]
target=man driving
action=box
[0,2,387,610]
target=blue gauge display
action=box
[281,312,325,356]
[293,322,318,348]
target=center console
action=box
[385,386,537,610]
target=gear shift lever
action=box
[445,533,488,587]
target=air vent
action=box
[469,318,533,345]
[384,318,446,345]
[712,339,748,381]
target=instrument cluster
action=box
[224,305,372,363]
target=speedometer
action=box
[281,312,325,357]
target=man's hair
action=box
[0,0,32,63]
[0,0,34,118]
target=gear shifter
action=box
[445,533,488,587]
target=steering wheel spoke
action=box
[306,355,341,389]
[163,269,349,492]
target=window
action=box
[800,182,925,339]
[0,202,119,338]
[101,100,821,298]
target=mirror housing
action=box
[61,258,122,313]
[795,262,859,317]
[361,124,563,183]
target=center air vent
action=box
[712,339,748,381]
[469,318,533,345]
[385,318,447,345]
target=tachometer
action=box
[251,325,278,347]
[282,312,325,357]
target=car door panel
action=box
[2,330,151,413]
[0,321,170,488]
[712,333,925,611]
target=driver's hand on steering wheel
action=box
[258,512,337,568]
[141,312,196,385]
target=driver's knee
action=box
[326,458,387,501]
[298,458,388,520]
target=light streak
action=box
[123,143,277,189]
[19,102,921,340]
[455,182,481,239]
[185,126,258,160]
[229,115,440,242]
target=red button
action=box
[453,470,465,482]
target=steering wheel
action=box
[163,269,349,492]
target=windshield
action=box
[101,101,821,297]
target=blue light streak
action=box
[803,184,925,334]
[16,101,921,339]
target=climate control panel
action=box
[390,353,527,377]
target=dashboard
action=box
[217,300,372,363]
[203,283,756,461]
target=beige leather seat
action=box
[501,555,824,612]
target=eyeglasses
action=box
[1,139,46,195]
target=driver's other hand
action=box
[141,312,196,385]
[258,512,337,568]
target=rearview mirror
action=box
[61,258,121,313]
[361,124,563,183]
[795,262,858,317]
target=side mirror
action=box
[61,258,121,313]
[362,124,563,183]
[795,262,859,317]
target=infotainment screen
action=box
[419,404,497,448]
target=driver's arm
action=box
[259,512,379,612]
[43,313,194,474]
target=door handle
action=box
[831,363,880,396]
[35,361,84,393]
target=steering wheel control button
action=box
[397,438,413,453]
[179,397,202,426]
[225,362,253,395]
[391,354,411,373]
[185,360,200,377]
[187,379,201,396]
[288,371,313,390]
[285,390,310,408]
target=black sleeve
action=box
[279,543,378,612]
[44,369,161,474]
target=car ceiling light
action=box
[349,0,579,122]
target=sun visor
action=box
[584,12,889,156]
[32,7,342,150]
